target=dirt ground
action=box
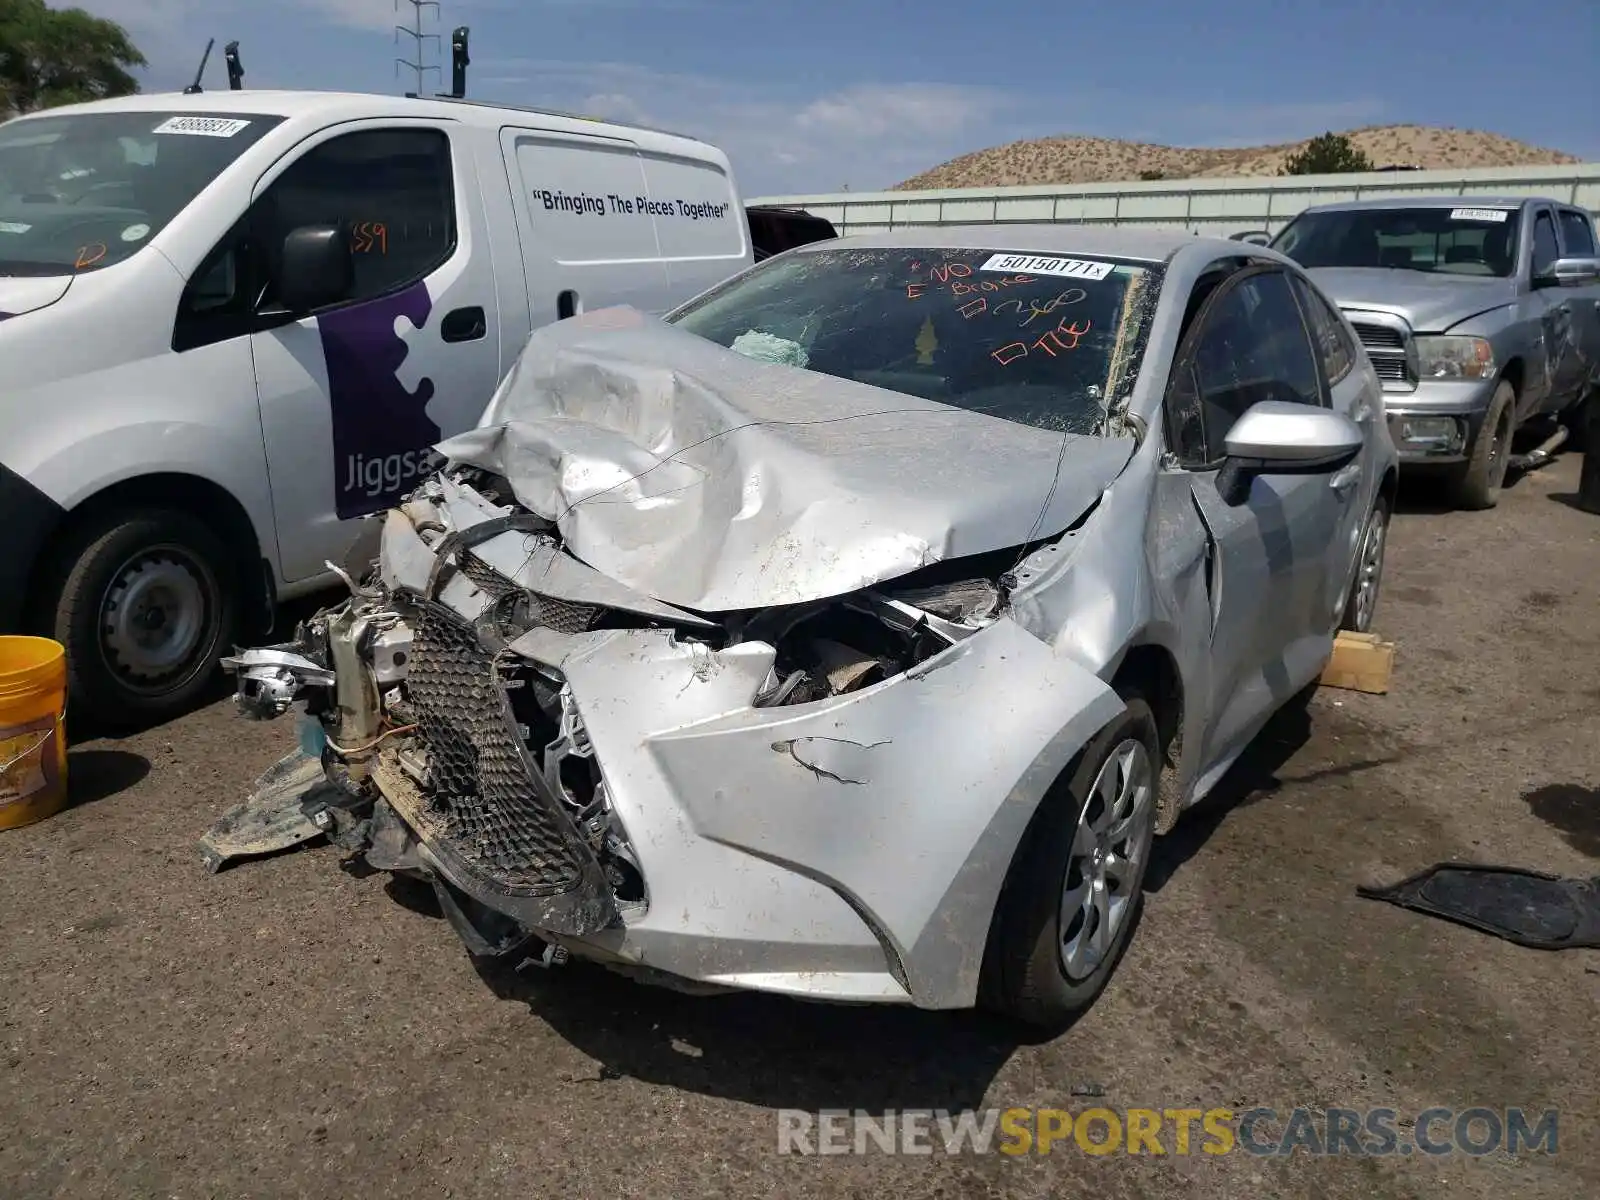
[3,454,1597,1200]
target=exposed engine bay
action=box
[221,464,1014,962]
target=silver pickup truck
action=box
[1262,197,1600,509]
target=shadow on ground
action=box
[1144,689,1315,892]
[472,952,1035,1114]
[65,748,151,808]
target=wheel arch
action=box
[28,473,274,636]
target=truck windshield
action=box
[0,110,283,277]
[1271,206,1522,278]
[667,246,1160,436]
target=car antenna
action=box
[224,41,245,91]
[183,37,214,94]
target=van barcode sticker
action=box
[1449,208,1510,223]
[980,253,1114,280]
[0,221,31,234]
[152,116,252,138]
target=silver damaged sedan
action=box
[211,227,1399,1030]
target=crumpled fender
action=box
[642,617,1124,1008]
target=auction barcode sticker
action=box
[152,116,252,138]
[1448,208,1511,223]
[980,253,1114,280]
[0,221,31,234]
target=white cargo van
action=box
[0,90,753,724]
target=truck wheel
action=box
[1447,379,1515,510]
[981,692,1159,1031]
[35,510,238,729]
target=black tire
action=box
[1340,493,1391,633]
[981,693,1161,1032]
[1447,378,1515,510]
[33,509,238,729]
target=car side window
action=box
[1532,210,1560,276]
[1557,209,1596,257]
[253,127,455,307]
[1187,269,1322,462]
[1163,265,1237,464]
[1290,273,1355,386]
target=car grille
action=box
[459,551,602,634]
[1349,321,1412,385]
[404,599,589,894]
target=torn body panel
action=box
[438,313,1136,611]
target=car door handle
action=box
[1330,462,1361,495]
[440,306,487,343]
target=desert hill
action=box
[894,124,1582,191]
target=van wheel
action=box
[36,510,237,729]
[1447,379,1515,510]
[981,693,1159,1032]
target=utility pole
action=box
[394,0,441,97]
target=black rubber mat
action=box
[1357,863,1600,949]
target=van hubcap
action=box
[1060,738,1154,981]
[101,550,212,690]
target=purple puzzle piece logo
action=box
[319,280,439,519]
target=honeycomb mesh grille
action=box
[405,600,586,893]
[458,552,602,634]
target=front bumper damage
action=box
[211,477,1122,1009]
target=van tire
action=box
[1447,378,1515,510]
[35,510,237,729]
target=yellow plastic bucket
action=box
[0,636,69,831]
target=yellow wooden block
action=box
[1319,630,1395,694]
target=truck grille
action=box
[405,599,590,894]
[1349,321,1412,385]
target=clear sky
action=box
[77,0,1600,196]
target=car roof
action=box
[1298,195,1547,215]
[801,224,1249,264]
[6,89,720,155]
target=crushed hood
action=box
[0,274,71,321]
[1306,267,1516,334]
[436,307,1135,612]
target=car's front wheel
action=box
[982,693,1160,1031]
[34,509,238,729]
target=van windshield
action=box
[0,110,283,277]
[1271,206,1522,277]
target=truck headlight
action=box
[1413,335,1496,380]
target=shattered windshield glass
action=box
[667,246,1160,436]
[0,110,283,277]
[1271,206,1523,277]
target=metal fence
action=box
[748,163,1600,239]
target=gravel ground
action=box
[3,454,1597,1200]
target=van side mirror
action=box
[1533,256,1600,289]
[276,224,353,313]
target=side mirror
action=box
[1532,256,1600,289]
[1229,230,1271,245]
[1215,400,1364,505]
[276,223,353,313]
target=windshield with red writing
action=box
[667,247,1160,436]
[0,111,283,277]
